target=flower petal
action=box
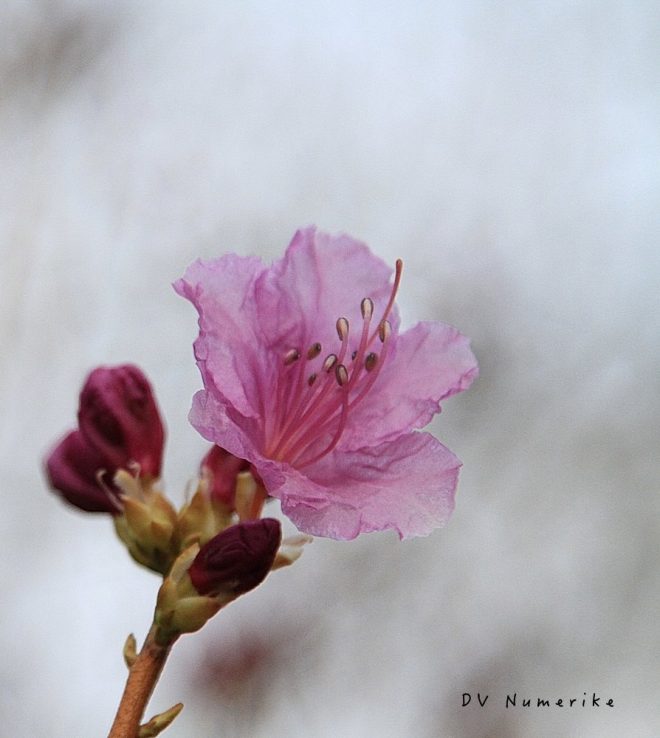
[174,254,269,418]
[189,388,327,504]
[340,321,478,450]
[189,389,263,463]
[77,364,165,477]
[45,430,120,513]
[254,226,400,357]
[262,432,461,540]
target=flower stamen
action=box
[365,352,378,372]
[267,261,402,467]
[323,353,338,372]
[295,385,349,468]
[283,348,300,365]
[335,364,349,386]
[307,342,322,360]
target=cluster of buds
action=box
[45,365,310,636]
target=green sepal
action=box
[112,476,178,574]
[176,485,233,550]
[154,545,223,639]
[139,703,184,737]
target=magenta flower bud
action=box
[201,445,249,507]
[188,519,281,597]
[77,365,165,478]
[45,430,121,513]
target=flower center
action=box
[265,260,402,468]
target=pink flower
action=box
[175,227,478,540]
[46,365,165,513]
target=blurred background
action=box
[1,1,658,736]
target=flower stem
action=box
[107,625,177,738]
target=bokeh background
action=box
[1,1,658,736]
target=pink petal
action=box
[263,432,461,540]
[77,364,165,477]
[189,388,328,504]
[340,320,478,450]
[189,389,263,464]
[45,430,120,513]
[254,227,400,357]
[174,254,269,419]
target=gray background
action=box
[1,1,658,736]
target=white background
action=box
[1,1,658,736]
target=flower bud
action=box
[77,365,165,478]
[188,519,281,597]
[45,430,121,513]
[154,544,222,637]
[200,445,249,508]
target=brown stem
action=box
[108,625,177,738]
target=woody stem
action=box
[107,625,177,738]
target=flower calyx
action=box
[113,471,178,575]
[175,446,250,550]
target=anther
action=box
[365,352,378,372]
[361,297,374,320]
[378,320,391,342]
[351,350,358,360]
[307,373,317,387]
[336,317,349,340]
[283,348,301,365]
[323,354,338,372]
[335,364,349,386]
[307,342,322,360]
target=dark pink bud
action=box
[201,446,250,507]
[78,365,165,478]
[45,430,121,513]
[188,519,281,597]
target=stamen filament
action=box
[349,326,391,410]
[274,352,338,453]
[274,327,351,460]
[293,327,391,459]
[294,385,350,468]
[269,346,325,456]
[367,259,402,347]
[281,350,305,428]
[346,294,374,391]
[265,259,401,467]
